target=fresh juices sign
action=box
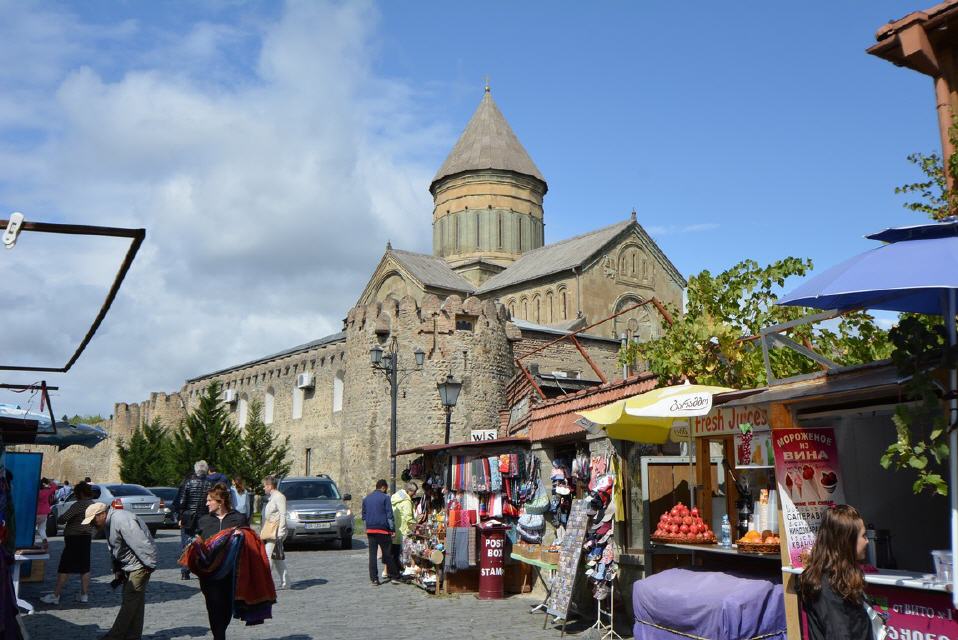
[772,427,845,567]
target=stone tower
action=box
[430,86,548,287]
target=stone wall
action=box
[513,330,621,382]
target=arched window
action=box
[533,295,541,323]
[559,289,568,320]
[333,370,344,413]
[237,394,248,430]
[292,388,304,420]
[546,291,554,324]
[508,299,516,318]
[264,387,275,425]
[521,297,529,320]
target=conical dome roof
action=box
[431,89,546,192]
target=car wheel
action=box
[340,534,353,550]
[45,513,58,538]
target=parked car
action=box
[275,475,354,549]
[52,483,164,537]
[147,487,179,528]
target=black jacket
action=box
[802,577,871,640]
[173,474,213,528]
[196,510,248,540]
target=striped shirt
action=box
[59,499,95,536]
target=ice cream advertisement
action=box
[772,427,845,567]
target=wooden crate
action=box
[20,560,45,583]
[443,567,478,593]
[504,561,533,594]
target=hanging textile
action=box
[610,455,626,522]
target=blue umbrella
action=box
[779,217,958,605]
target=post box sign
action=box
[772,427,845,567]
[868,584,958,639]
[691,404,770,437]
[470,429,498,442]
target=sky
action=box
[0,1,941,418]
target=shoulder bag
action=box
[260,517,279,542]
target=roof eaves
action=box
[187,331,347,383]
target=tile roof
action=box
[476,220,632,293]
[431,89,545,190]
[389,249,475,293]
[187,331,346,382]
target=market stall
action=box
[393,437,539,595]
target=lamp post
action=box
[370,339,425,492]
[437,374,462,444]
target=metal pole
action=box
[444,407,452,445]
[947,290,957,608]
[390,354,399,494]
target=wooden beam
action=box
[569,335,607,384]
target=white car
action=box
[52,483,164,536]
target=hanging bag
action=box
[260,517,279,542]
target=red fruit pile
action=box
[652,503,717,544]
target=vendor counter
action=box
[649,541,781,580]
[782,565,951,593]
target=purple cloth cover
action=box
[633,569,787,640]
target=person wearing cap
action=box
[83,501,158,640]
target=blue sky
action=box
[0,1,939,415]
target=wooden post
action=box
[696,437,712,526]
[771,402,802,640]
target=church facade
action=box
[42,89,687,499]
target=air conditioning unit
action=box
[222,389,237,404]
[296,372,314,389]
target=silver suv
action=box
[276,475,354,549]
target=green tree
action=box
[171,381,242,479]
[117,418,178,486]
[68,414,106,425]
[232,399,292,495]
[624,257,892,388]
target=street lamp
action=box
[370,339,425,492]
[437,373,462,444]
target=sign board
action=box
[692,404,770,437]
[545,498,590,620]
[733,424,773,468]
[772,427,845,567]
[868,584,958,639]
[470,429,498,442]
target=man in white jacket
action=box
[262,475,289,589]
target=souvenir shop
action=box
[394,437,541,594]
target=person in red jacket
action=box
[361,479,400,586]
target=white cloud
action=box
[0,1,446,417]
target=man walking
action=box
[362,479,400,586]
[83,501,157,640]
[172,460,213,580]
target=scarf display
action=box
[180,527,276,626]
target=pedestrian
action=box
[36,478,56,547]
[208,466,230,486]
[40,482,96,605]
[390,481,417,581]
[83,501,157,640]
[261,475,289,589]
[799,505,874,640]
[362,479,400,586]
[231,476,252,521]
[55,480,72,502]
[172,460,213,580]
[83,477,91,483]
[195,483,248,640]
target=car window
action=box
[105,484,153,497]
[280,481,340,501]
[149,488,177,500]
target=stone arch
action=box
[615,242,649,285]
[507,298,517,319]
[557,286,568,321]
[373,270,409,303]
[545,289,554,324]
[520,296,529,321]
[611,293,656,341]
[532,293,541,324]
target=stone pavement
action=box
[19,530,594,640]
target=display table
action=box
[633,568,786,640]
[13,551,49,614]
[510,553,558,616]
[659,542,781,560]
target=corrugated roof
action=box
[512,318,619,344]
[390,249,474,293]
[477,220,632,293]
[431,89,545,190]
[187,331,346,382]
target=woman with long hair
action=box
[195,483,248,640]
[799,504,872,640]
[40,482,96,605]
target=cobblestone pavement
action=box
[20,531,592,640]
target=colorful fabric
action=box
[181,526,275,626]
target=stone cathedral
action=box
[40,89,687,499]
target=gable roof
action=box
[431,89,545,191]
[389,249,475,293]
[476,220,627,293]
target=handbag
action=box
[864,598,888,640]
[260,517,279,542]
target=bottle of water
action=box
[721,514,732,548]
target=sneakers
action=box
[277,582,289,590]
[76,593,89,604]
[370,579,381,587]
[39,593,59,605]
